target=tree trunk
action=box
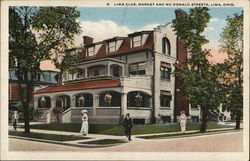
[200,107,208,133]
[23,80,32,133]
[235,113,241,129]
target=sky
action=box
[41,7,243,70]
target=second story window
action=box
[132,36,142,48]
[76,68,85,79]
[87,47,95,57]
[107,41,116,53]
[160,62,171,80]
[129,62,146,75]
[162,37,171,55]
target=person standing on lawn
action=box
[179,111,187,133]
[12,111,19,131]
[123,113,133,141]
[80,110,88,136]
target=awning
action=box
[35,79,120,94]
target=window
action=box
[162,37,171,55]
[87,47,95,57]
[107,41,116,53]
[129,62,146,75]
[160,62,171,80]
[132,36,142,48]
[160,91,172,107]
[112,66,120,77]
[76,68,85,79]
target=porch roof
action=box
[34,79,120,94]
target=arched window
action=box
[127,91,150,107]
[99,91,121,107]
[162,37,171,55]
[56,95,71,111]
[75,93,93,107]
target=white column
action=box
[51,97,56,109]
[85,69,88,78]
[70,96,75,108]
[93,94,99,116]
[107,61,110,76]
[121,93,127,118]
[34,97,39,109]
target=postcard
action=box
[1,0,249,160]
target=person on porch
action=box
[80,110,88,136]
[123,113,133,141]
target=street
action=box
[9,131,243,152]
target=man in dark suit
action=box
[123,113,133,141]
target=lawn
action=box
[9,131,91,141]
[79,139,127,145]
[29,122,232,136]
[138,129,240,139]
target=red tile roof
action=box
[80,32,154,62]
[34,79,121,94]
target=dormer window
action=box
[107,41,116,53]
[132,35,142,48]
[87,46,95,57]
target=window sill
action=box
[127,107,151,110]
[97,107,120,109]
[190,108,199,111]
[159,107,171,110]
[160,79,171,82]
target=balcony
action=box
[120,75,152,90]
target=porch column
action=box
[51,97,56,109]
[93,94,99,116]
[121,93,127,119]
[85,68,88,78]
[71,96,75,108]
[107,61,110,76]
[34,97,39,109]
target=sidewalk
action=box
[9,123,240,148]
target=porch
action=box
[34,78,153,124]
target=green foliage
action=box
[219,12,243,123]
[29,123,231,136]
[9,6,82,132]
[9,131,89,141]
[172,8,223,111]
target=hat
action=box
[81,110,88,114]
[180,111,185,114]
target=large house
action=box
[34,19,206,124]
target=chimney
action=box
[83,36,94,45]
[175,9,184,18]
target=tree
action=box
[172,7,224,132]
[9,6,81,133]
[219,12,243,129]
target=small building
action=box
[9,69,60,111]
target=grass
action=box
[9,131,90,141]
[29,122,232,136]
[79,139,127,145]
[138,129,241,139]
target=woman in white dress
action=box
[80,110,88,135]
[179,111,187,133]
